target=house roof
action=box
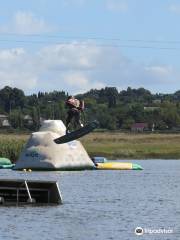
[0,114,8,118]
[24,115,33,120]
[2,119,10,127]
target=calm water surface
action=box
[0,160,180,240]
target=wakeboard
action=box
[54,120,99,144]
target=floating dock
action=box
[92,157,143,170]
[0,179,62,206]
[96,162,143,170]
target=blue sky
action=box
[0,0,180,94]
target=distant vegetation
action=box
[1,85,180,131]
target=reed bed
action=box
[0,134,28,162]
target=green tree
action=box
[9,109,23,129]
[0,86,25,113]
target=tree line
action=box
[1,85,180,131]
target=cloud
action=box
[0,71,37,90]
[0,42,179,94]
[61,72,105,93]
[169,4,180,14]
[0,48,37,90]
[0,48,25,61]
[0,11,55,34]
[36,42,105,93]
[38,42,101,70]
[106,0,128,12]
[0,42,105,94]
[145,66,173,77]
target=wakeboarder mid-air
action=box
[54,96,98,144]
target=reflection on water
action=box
[0,160,180,240]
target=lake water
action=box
[0,160,180,240]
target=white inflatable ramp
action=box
[14,120,94,171]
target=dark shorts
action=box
[66,108,80,125]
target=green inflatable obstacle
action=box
[132,163,143,170]
[0,158,15,169]
[0,158,12,165]
[0,164,15,169]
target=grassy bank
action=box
[1,132,180,161]
[81,132,180,160]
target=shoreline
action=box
[1,132,180,161]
